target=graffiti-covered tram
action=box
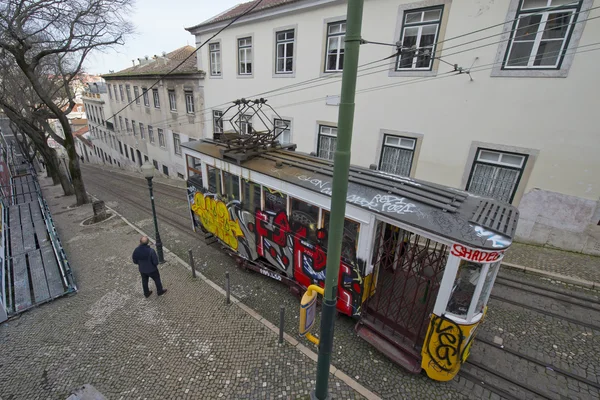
[182,139,519,381]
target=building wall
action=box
[190,0,600,254]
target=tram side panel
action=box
[187,182,369,317]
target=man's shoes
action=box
[144,291,153,298]
[157,289,168,296]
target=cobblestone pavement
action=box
[77,164,600,400]
[503,242,600,283]
[0,179,366,400]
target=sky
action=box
[84,0,241,75]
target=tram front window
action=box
[446,260,482,318]
[475,261,499,314]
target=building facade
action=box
[84,46,206,179]
[187,0,600,255]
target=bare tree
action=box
[0,0,134,205]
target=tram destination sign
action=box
[451,243,505,263]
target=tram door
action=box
[362,221,448,352]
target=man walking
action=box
[132,236,167,297]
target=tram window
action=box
[263,186,287,214]
[242,179,262,212]
[290,198,319,241]
[474,262,499,314]
[446,260,482,318]
[207,166,222,195]
[321,210,360,262]
[186,155,202,178]
[222,171,241,202]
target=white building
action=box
[186,0,600,255]
[83,46,206,179]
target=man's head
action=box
[140,236,150,245]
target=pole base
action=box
[310,390,331,400]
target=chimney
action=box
[132,59,135,66]
[162,51,167,57]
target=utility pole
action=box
[313,0,364,399]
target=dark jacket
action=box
[132,244,159,274]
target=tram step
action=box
[355,322,422,374]
[204,233,217,245]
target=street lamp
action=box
[141,161,164,263]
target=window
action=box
[125,118,130,133]
[126,84,132,102]
[275,29,295,74]
[239,114,252,135]
[325,21,346,72]
[108,84,113,100]
[317,125,337,160]
[119,116,123,131]
[185,91,195,114]
[163,165,169,176]
[142,88,149,107]
[130,147,135,162]
[213,110,223,138]
[158,128,165,147]
[118,85,124,102]
[148,125,155,143]
[152,89,160,108]
[134,86,140,104]
[118,141,123,155]
[178,173,185,179]
[504,0,580,69]
[242,179,261,212]
[139,123,145,139]
[153,160,159,170]
[223,171,241,202]
[263,186,287,214]
[466,149,527,203]
[274,119,291,144]
[446,260,482,318]
[168,90,177,111]
[207,166,222,194]
[238,37,253,75]
[321,210,360,262]
[132,120,137,136]
[396,7,443,70]
[379,135,416,176]
[290,198,319,241]
[209,42,221,76]
[187,155,202,179]
[173,133,181,155]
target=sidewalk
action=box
[0,177,372,399]
[502,242,600,288]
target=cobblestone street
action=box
[0,178,367,399]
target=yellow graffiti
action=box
[421,314,478,381]
[191,192,243,250]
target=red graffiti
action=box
[451,244,504,263]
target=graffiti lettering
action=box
[451,243,504,262]
[425,315,463,373]
[259,268,282,281]
[474,226,511,248]
[191,192,243,250]
[297,175,330,190]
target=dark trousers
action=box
[141,270,163,296]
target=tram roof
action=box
[183,140,519,251]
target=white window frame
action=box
[503,1,579,70]
[213,110,223,137]
[238,37,253,76]
[158,128,166,148]
[125,84,132,102]
[118,85,124,102]
[274,118,291,144]
[152,88,160,108]
[185,91,195,114]
[317,125,337,160]
[173,132,182,155]
[125,118,130,133]
[139,123,145,139]
[209,42,221,76]
[492,0,591,78]
[108,84,113,100]
[275,29,295,74]
[142,88,150,107]
[239,114,252,135]
[133,86,140,104]
[324,21,346,72]
[168,90,177,112]
[148,125,155,144]
[378,135,417,176]
[396,7,443,71]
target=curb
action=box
[501,262,599,290]
[93,195,381,400]
[83,164,186,190]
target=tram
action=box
[182,138,519,381]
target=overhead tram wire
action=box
[195,4,599,117]
[105,0,266,123]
